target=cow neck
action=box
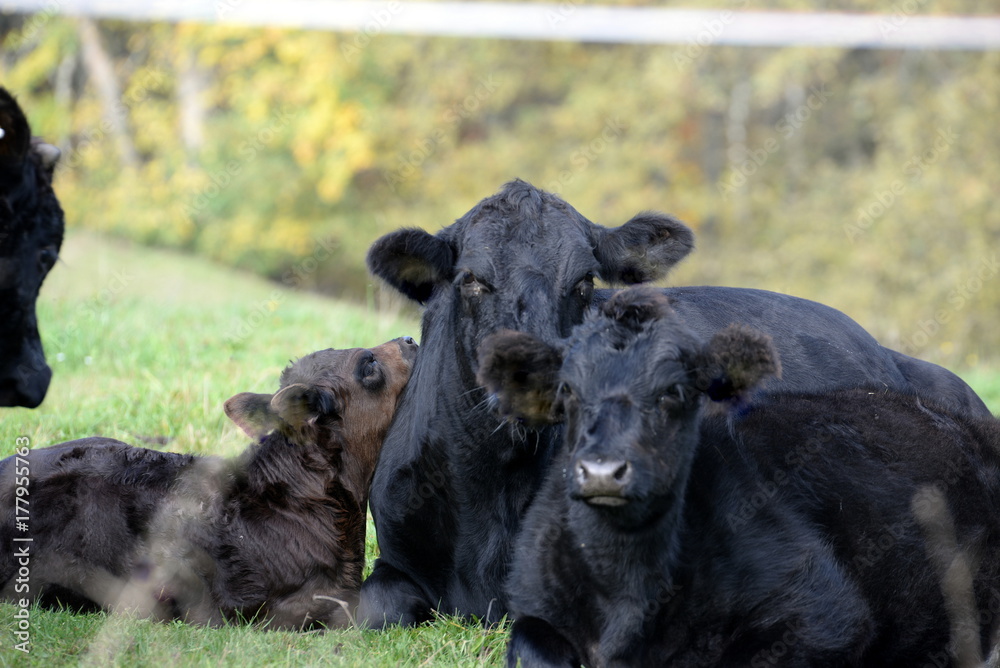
[238,428,362,517]
[412,297,512,441]
[566,477,689,619]
[237,429,367,586]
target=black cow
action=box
[359,179,990,628]
[0,338,417,629]
[480,288,1000,667]
[0,87,64,408]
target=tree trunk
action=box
[76,17,139,168]
[178,50,208,157]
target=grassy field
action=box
[1,232,997,667]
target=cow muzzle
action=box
[573,457,633,507]
[0,363,52,408]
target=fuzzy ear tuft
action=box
[594,212,694,285]
[270,383,343,429]
[224,392,282,440]
[695,324,781,402]
[367,228,455,304]
[600,286,674,331]
[477,330,565,427]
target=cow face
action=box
[479,288,778,526]
[367,181,694,379]
[225,337,419,452]
[0,88,65,408]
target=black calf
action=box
[480,288,1000,667]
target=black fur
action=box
[0,87,65,408]
[0,338,417,629]
[360,180,991,629]
[490,289,1000,667]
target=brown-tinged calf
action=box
[0,337,417,629]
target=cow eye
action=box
[38,247,58,272]
[358,354,388,391]
[459,271,488,299]
[357,352,380,381]
[658,384,686,409]
[575,273,595,301]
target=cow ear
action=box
[270,382,344,429]
[367,228,455,304]
[478,330,565,427]
[0,88,31,162]
[224,392,282,439]
[32,139,61,171]
[694,324,781,402]
[594,212,694,285]
[600,286,674,331]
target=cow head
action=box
[224,337,418,502]
[367,181,694,385]
[478,287,779,527]
[0,88,65,408]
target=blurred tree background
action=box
[1,0,997,369]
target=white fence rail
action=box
[1,0,999,50]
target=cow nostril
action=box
[576,458,631,498]
[402,336,416,345]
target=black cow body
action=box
[0,88,64,408]
[482,289,1000,667]
[360,180,990,628]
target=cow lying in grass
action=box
[360,179,989,629]
[479,288,1000,667]
[0,87,65,408]
[0,337,417,629]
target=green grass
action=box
[0,232,507,667]
[0,232,997,667]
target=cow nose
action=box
[575,458,632,504]
[401,336,416,346]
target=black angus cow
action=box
[480,288,1000,667]
[0,88,64,408]
[359,179,990,628]
[0,338,417,629]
